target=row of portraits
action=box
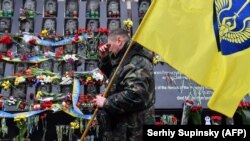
[0,0,150,18]
[0,17,121,34]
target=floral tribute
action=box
[0,18,134,140]
[237,101,250,125]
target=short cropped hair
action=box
[108,28,129,41]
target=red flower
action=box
[190,105,202,112]
[29,39,37,45]
[0,101,3,109]
[155,121,164,126]
[0,53,3,60]
[6,50,13,59]
[211,115,222,121]
[0,34,12,46]
[41,101,53,109]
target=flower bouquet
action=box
[180,99,194,125]
[237,101,250,125]
[211,115,222,125]
[189,104,202,125]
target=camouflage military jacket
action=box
[97,42,155,141]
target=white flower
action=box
[93,71,104,81]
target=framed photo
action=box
[42,18,56,33]
[60,85,72,94]
[0,18,11,33]
[84,60,98,71]
[11,84,27,100]
[86,19,99,32]
[65,0,79,18]
[107,0,120,18]
[39,61,53,71]
[23,0,36,11]
[86,0,100,18]
[107,19,120,32]
[64,44,77,54]
[0,61,5,77]
[14,63,28,74]
[37,84,52,93]
[84,83,99,96]
[138,0,150,18]
[1,0,14,16]
[64,19,78,35]
[44,0,57,17]
[62,62,76,75]
[20,18,34,33]
[0,42,8,52]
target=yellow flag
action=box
[133,0,250,118]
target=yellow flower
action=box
[36,91,42,98]
[14,116,26,122]
[86,76,93,81]
[1,81,11,90]
[70,121,79,129]
[153,57,160,64]
[14,76,25,86]
[123,19,133,28]
[41,29,49,36]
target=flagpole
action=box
[80,40,135,141]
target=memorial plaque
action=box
[154,63,213,109]
[44,0,57,17]
[0,18,11,33]
[20,18,34,33]
[64,19,78,35]
[65,0,78,18]
[107,0,120,18]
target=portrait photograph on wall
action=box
[42,18,56,33]
[1,0,14,17]
[65,0,78,18]
[44,0,57,17]
[23,0,36,11]
[64,19,78,35]
[138,0,151,18]
[107,19,120,31]
[86,0,100,18]
[0,61,5,77]
[107,0,120,18]
[86,19,99,32]
[20,18,34,33]
[0,18,11,33]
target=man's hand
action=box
[93,94,106,108]
[97,43,110,58]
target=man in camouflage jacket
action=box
[94,28,155,141]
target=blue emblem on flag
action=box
[214,0,250,55]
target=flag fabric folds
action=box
[132,0,250,118]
